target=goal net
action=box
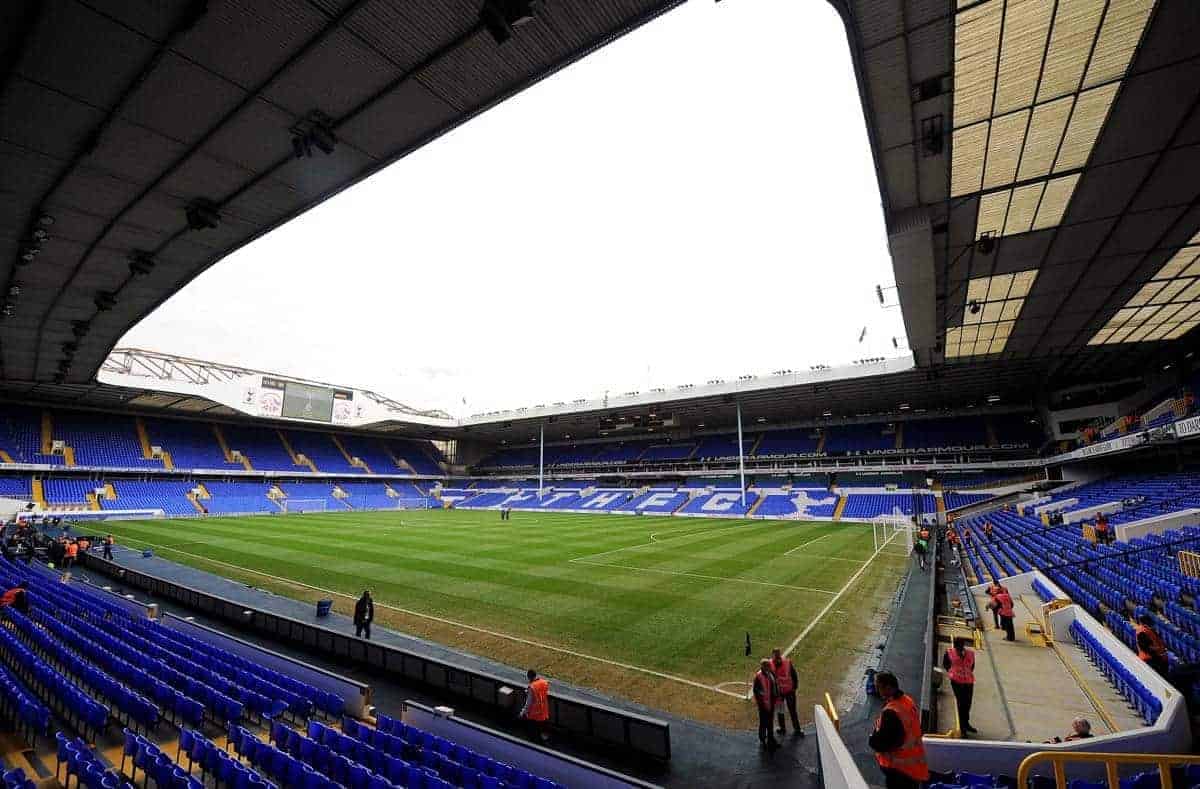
[394,497,435,510]
[282,499,326,514]
[871,513,915,556]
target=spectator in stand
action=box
[62,539,78,571]
[947,528,960,549]
[988,586,1016,641]
[753,658,780,751]
[771,647,803,737]
[353,590,374,640]
[47,538,63,567]
[1046,718,1092,743]
[941,637,977,735]
[1095,513,1114,545]
[0,582,29,614]
[869,671,929,789]
[519,669,551,742]
[1135,614,1169,676]
[983,522,994,542]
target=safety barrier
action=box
[1016,750,1200,788]
[814,705,869,789]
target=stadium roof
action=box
[850,0,1200,384]
[453,355,1060,443]
[0,0,682,386]
[4,0,1197,445]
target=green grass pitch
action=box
[103,509,909,727]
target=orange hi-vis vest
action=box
[0,588,20,607]
[945,647,975,684]
[773,657,795,696]
[994,591,1014,617]
[875,693,929,780]
[753,670,776,711]
[66,543,78,558]
[526,678,550,722]
[1136,624,1168,663]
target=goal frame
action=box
[282,498,327,514]
[871,513,914,555]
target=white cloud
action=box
[120,0,905,417]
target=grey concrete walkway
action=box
[935,591,1145,743]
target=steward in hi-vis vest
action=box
[869,671,929,789]
[942,637,977,735]
[520,669,552,742]
[1136,614,1169,676]
[771,647,804,737]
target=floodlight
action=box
[481,0,544,43]
[186,200,221,230]
[128,252,155,277]
[310,123,337,155]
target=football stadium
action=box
[3,0,1200,788]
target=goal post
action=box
[872,512,914,555]
[282,498,326,514]
[394,497,435,511]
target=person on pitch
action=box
[753,658,781,751]
[771,647,803,737]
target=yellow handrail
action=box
[1017,750,1200,789]
[824,692,840,732]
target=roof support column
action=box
[538,422,545,501]
[737,400,746,509]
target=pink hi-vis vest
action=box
[945,647,975,684]
[773,658,795,695]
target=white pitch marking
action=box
[573,520,777,562]
[782,528,902,658]
[782,531,836,556]
[570,558,838,595]
[106,539,747,699]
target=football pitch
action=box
[102,509,910,728]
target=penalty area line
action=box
[782,528,903,658]
[106,540,746,700]
[782,531,836,556]
[573,520,778,563]
[570,557,837,595]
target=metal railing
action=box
[1017,751,1200,789]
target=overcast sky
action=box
[120,0,906,418]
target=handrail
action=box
[1017,750,1200,789]
[824,692,839,732]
